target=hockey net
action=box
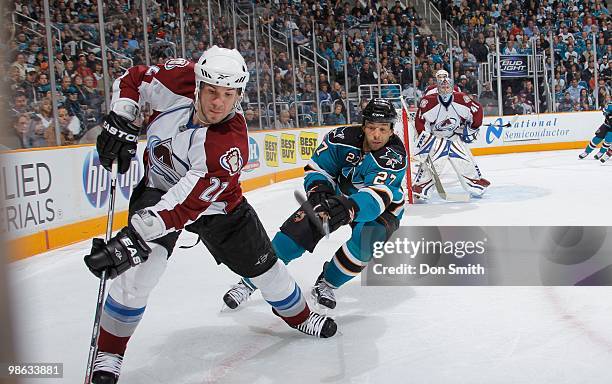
[393,98,418,204]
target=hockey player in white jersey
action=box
[412,70,490,200]
[83,46,336,384]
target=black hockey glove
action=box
[314,195,359,233]
[306,180,335,207]
[96,111,140,174]
[84,226,151,280]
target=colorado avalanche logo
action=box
[220,147,244,176]
[148,136,181,184]
[434,117,458,133]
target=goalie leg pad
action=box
[448,141,489,196]
[461,176,491,196]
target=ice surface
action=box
[8,149,612,383]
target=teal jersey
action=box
[304,126,407,223]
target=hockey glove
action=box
[314,195,359,233]
[96,111,140,174]
[459,124,479,143]
[306,180,335,207]
[84,226,151,280]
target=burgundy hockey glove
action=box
[96,111,140,174]
[306,180,335,207]
[84,227,151,280]
[314,195,359,233]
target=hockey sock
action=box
[98,244,167,355]
[324,244,367,288]
[250,259,310,327]
[98,294,145,355]
[271,231,306,264]
[586,136,603,153]
[598,132,612,154]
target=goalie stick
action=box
[425,155,471,202]
[293,190,330,239]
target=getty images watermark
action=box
[371,236,487,276]
[361,227,612,286]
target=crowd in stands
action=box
[434,0,611,113]
[3,0,611,150]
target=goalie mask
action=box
[362,98,397,126]
[194,45,250,112]
[435,69,453,102]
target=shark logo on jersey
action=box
[220,147,244,176]
[293,210,306,222]
[380,148,404,168]
[331,126,347,140]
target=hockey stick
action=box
[491,114,520,128]
[293,189,330,239]
[425,155,471,202]
[84,161,119,384]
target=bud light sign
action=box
[499,55,528,78]
[82,150,141,208]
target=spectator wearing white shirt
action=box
[564,45,579,63]
[566,79,584,103]
[503,40,518,55]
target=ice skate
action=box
[92,351,122,384]
[223,279,255,309]
[312,263,337,309]
[294,311,337,338]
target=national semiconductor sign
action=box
[485,117,570,144]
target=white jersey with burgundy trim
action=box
[110,59,249,233]
[110,58,196,122]
[415,92,483,137]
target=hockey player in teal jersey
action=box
[579,102,612,162]
[223,98,407,310]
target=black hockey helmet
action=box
[362,98,397,124]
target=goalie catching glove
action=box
[459,124,479,143]
[313,195,359,233]
[96,111,140,174]
[84,226,151,279]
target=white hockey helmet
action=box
[435,69,449,81]
[194,45,250,93]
